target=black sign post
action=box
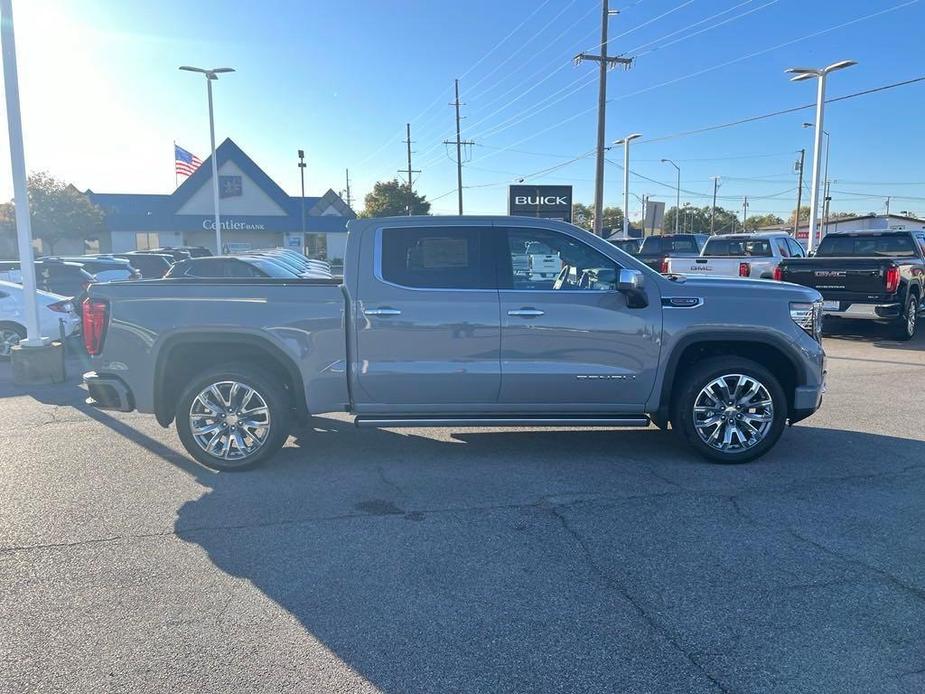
[508,185,573,223]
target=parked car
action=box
[52,256,139,282]
[776,230,925,340]
[0,279,80,358]
[608,238,642,255]
[664,232,805,279]
[111,252,174,279]
[164,255,301,279]
[637,233,709,272]
[243,252,332,278]
[84,216,825,471]
[135,248,192,262]
[174,246,212,258]
[0,259,96,297]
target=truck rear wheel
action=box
[671,357,787,464]
[176,363,291,471]
[892,294,918,341]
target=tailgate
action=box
[667,257,739,277]
[780,258,892,297]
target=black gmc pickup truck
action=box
[776,230,925,340]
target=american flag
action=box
[175,144,202,177]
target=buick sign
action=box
[508,185,573,222]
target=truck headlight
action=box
[790,300,823,341]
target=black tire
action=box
[0,322,26,360]
[670,356,788,464]
[892,293,919,341]
[175,363,291,471]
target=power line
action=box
[640,75,925,144]
[443,79,475,214]
[612,0,920,105]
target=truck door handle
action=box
[364,307,401,316]
[508,308,545,317]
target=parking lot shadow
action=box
[165,419,925,693]
[824,318,925,351]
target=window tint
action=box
[702,238,773,257]
[787,238,806,257]
[774,239,790,257]
[816,234,917,257]
[639,236,698,255]
[504,228,619,291]
[380,227,487,289]
[247,258,297,278]
[916,235,925,257]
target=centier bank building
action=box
[85,138,355,262]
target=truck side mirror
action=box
[617,268,648,308]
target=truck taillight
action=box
[738,262,750,278]
[885,265,900,293]
[81,298,109,356]
[773,266,784,282]
[660,258,669,273]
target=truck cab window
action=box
[504,228,619,291]
[380,227,487,289]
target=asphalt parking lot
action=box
[1,325,923,694]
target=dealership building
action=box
[84,138,355,260]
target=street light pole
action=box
[1,0,44,346]
[786,60,855,252]
[180,65,235,254]
[710,176,720,235]
[298,149,306,236]
[661,159,680,232]
[614,133,641,237]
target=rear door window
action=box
[380,227,491,289]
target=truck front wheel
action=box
[176,364,291,471]
[671,357,787,464]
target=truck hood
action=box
[665,275,821,302]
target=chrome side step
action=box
[354,415,650,428]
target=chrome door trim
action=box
[363,308,402,316]
[507,308,545,317]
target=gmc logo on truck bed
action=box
[814,270,847,278]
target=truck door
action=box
[495,226,661,411]
[354,224,500,406]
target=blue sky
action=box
[1,0,924,220]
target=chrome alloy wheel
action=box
[0,328,22,357]
[692,374,774,452]
[188,381,271,462]
[907,303,917,337]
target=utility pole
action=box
[642,194,648,237]
[885,196,891,217]
[575,0,633,236]
[297,149,306,235]
[742,196,749,230]
[400,122,421,216]
[342,169,353,210]
[710,176,720,235]
[821,179,831,237]
[793,148,805,236]
[443,79,474,215]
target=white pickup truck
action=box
[664,232,806,279]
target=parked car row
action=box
[0,245,331,357]
[612,228,925,340]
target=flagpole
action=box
[173,140,177,189]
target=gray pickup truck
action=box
[82,216,826,470]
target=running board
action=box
[354,415,650,428]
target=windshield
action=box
[249,258,300,277]
[702,238,773,257]
[639,236,698,255]
[815,234,917,257]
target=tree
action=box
[571,202,593,230]
[663,205,740,235]
[362,179,430,217]
[744,213,784,231]
[788,206,810,225]
[569,203,623,233]
[0,172,105,255]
